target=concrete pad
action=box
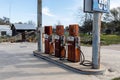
[0,42,100,80]
[0,42,120,80]
[33,51,106,75]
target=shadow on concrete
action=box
[0,70,72,80]
[0,51,75,80]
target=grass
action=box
[80,34,92,46]
[1,34,120,45]
[112,77,120,80]
[80,34,120,45]
[101,35,120,45]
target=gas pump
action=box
[55,25,66,59]
[67,24,80,62]
[44,26,54,55]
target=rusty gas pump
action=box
[67,24,80,62]
[55,25,66,59]
[44,26,54,55]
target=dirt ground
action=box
[102,44,120,51]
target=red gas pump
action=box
[44,26,54,55]
[67,24,80,62]
[55,25,66,59]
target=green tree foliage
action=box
[78,13,93,34]
[103,7,120,34]
[78,7,120,35]
[0,17,10,25]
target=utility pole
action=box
[92,13,101,69]
[37,0,42,52]
[9,1,11,24]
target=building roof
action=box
[0,25,10,30]
[14,24,36,30]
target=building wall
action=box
[0,25,12,36]
[0,29,12,36]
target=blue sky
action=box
[0,0,120,26]
[0,0,37,24]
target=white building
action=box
[0,25,12,36]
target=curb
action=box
[33,51,106,75]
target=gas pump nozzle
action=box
[74,37,80,49]
[49,35,53,43]
[60,36,65,47]
[59,36,66,60]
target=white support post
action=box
[37,0,42,52]
[92,12,101,69]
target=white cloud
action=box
[42,0,82,26]
[42,7,56,17]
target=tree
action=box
[102,7,120,34]
[82,20,92,33]
[18,22,23,24]
[103,13,113,22]
[0,17,10,25]
[27,20,35,25]
[109,7,120,34]
[79,13,93,34]
[77,7,120,34]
